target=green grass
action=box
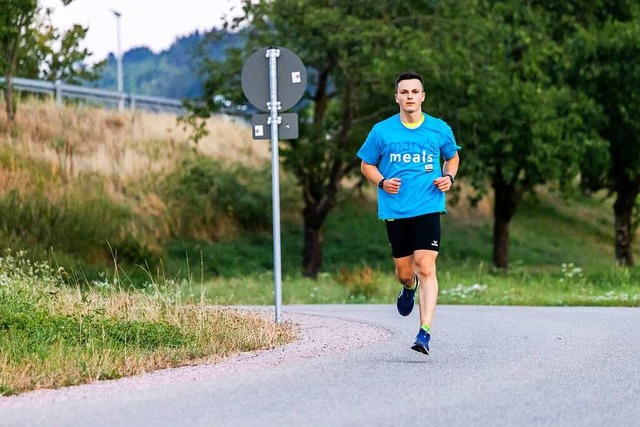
[0,251,295,396]
[163,192,639,307]
[179,264,640,308]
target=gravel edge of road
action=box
[0,309,391,408]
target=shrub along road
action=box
[1,305,639,426]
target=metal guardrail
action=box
[0,77,185,115]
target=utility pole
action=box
[110,9,124,111]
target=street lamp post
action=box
[111,9,124,111]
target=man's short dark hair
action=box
[395,71,424,91]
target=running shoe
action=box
[411,328,430,355]
[396,274,419,316]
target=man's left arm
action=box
[433,152,460,192]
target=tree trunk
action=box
[3,73,15,122]
[606,113,639,266]
[297,59,354,279]
[613,180,639,266]
[493,214,510,269]
[300,177,341,278]
[302,221,323,278]
[302,203,327,278]
[492,179,521,269]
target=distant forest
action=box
[91,30,241,100]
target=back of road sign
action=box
[251,113,299,140]
[241,47,307,113]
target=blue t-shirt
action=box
[357,113,460,220]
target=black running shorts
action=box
[385,212,441,258]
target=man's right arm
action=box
[361,161,401,194]
[361,161,384,186]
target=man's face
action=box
[395,79,425,114]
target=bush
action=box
[336,266,381,301]
[164,157,275,239]
[0,188,142,265]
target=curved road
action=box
[1,304,639,426]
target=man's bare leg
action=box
[414,249,439,328]
[394,255,416,288]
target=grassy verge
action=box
[169,194,640,307]
[0,251,295,396]
[181,264,640,307]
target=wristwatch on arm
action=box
[378,178,386,189]
[444,173,455,184]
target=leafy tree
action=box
[426,0,600,268]
[190,0,607,273]
[1,0,100,121]
[1,0,39,121]
[190,0,438,277]
[559,2,640,265]
[22,7,103,84]
[39,24,103,84]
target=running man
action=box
[357,71,460,354]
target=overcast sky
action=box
[40,0,243,63]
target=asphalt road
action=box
[1,304,639,426]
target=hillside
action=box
[0,99,268,271]
[92,30,242,99]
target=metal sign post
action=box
[241,47,307,323]
[267,48,283,323]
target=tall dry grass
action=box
[0,98,272,252]
[3,99,268,184]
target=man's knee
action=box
[416,264,436,280]
[395,268,415,286]
[414,252,437,279]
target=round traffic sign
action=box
[241,47,307,112]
